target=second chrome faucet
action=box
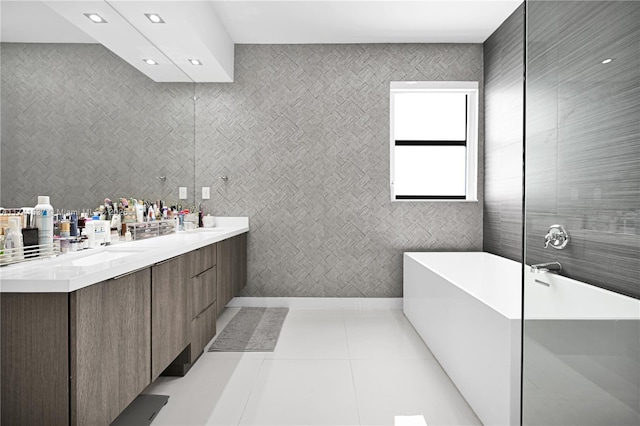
[530,262,562,273]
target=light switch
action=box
[179,187,187,199]
[202,187,210,199]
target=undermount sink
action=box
[71,251,136,267]
[104,245,150,252]
[195,227,227,232]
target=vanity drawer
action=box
[189,301,216,364]
[190,266,217,319]
[188,244,216,278]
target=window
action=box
[390,81,478,201]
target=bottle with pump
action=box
[35,196,54,256]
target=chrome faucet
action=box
[544,225,569,249]
[530,262,562,273]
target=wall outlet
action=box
[202,187,210,200]
[178,187,187,200]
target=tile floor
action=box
[144,308,481,426]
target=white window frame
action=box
[390,81,479,202]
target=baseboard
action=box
[226,297,402,310]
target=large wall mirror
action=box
[0,2,197,212]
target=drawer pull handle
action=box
[155,257,175,266]
[194,266,214,279]
[113,267,148,280]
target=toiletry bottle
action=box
[110,212,121,233]
[80,229,89,249]
[60,219,70,238]
[0,233,5,264]
[135,201,144,223]
[85,221,95,248]
[34,196,54,255]
[70,212,78,237]
[4,217,25,261]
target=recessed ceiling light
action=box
[143,59,158,65]
[84,13,107,23]
[189,59,203,66]
[144,13,165,24]
[601,58,613,64]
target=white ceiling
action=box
[0,0,522,82]
[210,1,523,44]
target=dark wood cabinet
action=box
[151,256,189,381]
[187,244,216,279]
[187,244,217,363]
[1,269,151,426]
[190,265,217,319]
[70,268,151,426]
[190,301,217,363]
[0,232,248,426]
[234,232,248,296]
[1,293,69,426]
[216,233,247,316]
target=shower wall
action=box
[523,2,640,425]
[483,4,524,262]
[526,0,640,299]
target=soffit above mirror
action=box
[1,0,234,83]
[1,1,523,83]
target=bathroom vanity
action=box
[0,218,248,426]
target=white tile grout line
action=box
[235,357,266,426]
[214,306,266,426]
[227,297,403,310]
[343,315,363,426]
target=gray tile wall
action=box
[526,1,640,299]
[1,42,484,298]
[0,43,195,212]
[195,44,484,297]
[483,4,524,262]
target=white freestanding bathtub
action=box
[403,252,640,426]
[404,252,522,426]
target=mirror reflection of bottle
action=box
[60,220,71,238]
[70,212,78,237]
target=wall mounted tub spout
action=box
[530,262,562,273]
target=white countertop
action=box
[0,217,248,293]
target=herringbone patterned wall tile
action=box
[195,44,484,297]
[2,43,483,298]
[1,43,194,211]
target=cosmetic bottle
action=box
[4,217,25,261]
[111,213,121,233]
[0,234,5,264]
[80,229,89,249]
[84,222,95,248]
[60,219,71,238]
[70,212,78,237]
[34,196,54,255]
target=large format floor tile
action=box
[145,358,264,426]
[144,308,479,426]
[344,314,435,360]
[239,359,359,425]
[266,314,350,360]
[351,359,481,426]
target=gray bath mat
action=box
[208,307,289,352]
